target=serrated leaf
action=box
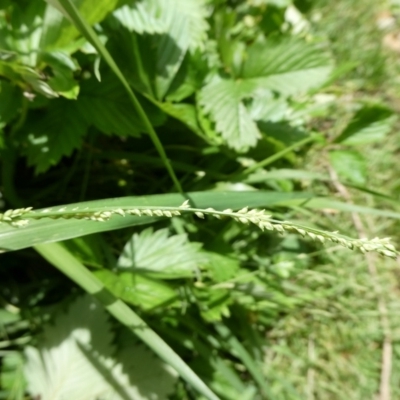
[41,51,80,99]
[112,0,208,99]
[1,352,25,400]
[22,98,87,173]
[77,72,165,136]
[24,295,177,400]
[158,102,204,136]
[199,79,261,151]
[334,104,396,145]
[241,39,333,95]
[329,150,367,185]
[199,290,232,322]
[113,2,165,35]
[24,295,114,400]
[0,80,22,124]
[95,269,177,310]
[42,0,119,50]
[204,252,240,283]
[0,1,45,66]
[118,227,208,279]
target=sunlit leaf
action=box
[118,227,208,279]
[242,39,333,95]
[199,79,261,151]
[334,104,396,145]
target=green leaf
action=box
[77,72,165,136]
[1,352,25,400]
[41,51,80,99]
[42,0,119,50]
[95,269,177,310]
[0,59,59,98]
[158,102,205,137]
[334,104,396,145]
[112,0,209,99]
[0,191,311,251]
[24,294,178,400]
[118,227,208,279]
[329,150,367,185]
[241,39,333,95]
[204,252,240,283]
[24,295,114,400]
[22,98,87,173]
[0,80,22,124]
[35,244,218,400]
[199,290,232,322]
[0,1,46,66]
[199,79,261,151]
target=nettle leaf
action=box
[117,227,208,279]
[241,39,333,96]
[199,79,260,151]
[1,352,25,400]
[77,72,165,136]
[112,0,209,99]
[41,51,80,99]
[24,295,177,400]
[0,80,22,125]
[95,269,177,310]
[204,252,240,283]
[113,2,165,35]
[0,1,46,66]
[334,104,396,145]
[42,0,119,50]
[22,98,88,173]
[24,295,114,400]
[329,150,367,185]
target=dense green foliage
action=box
[1,0,400,399]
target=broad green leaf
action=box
[112,0,209,99]
[22,98,87,173]
[42,0,119,50]
[41,51,80,99]
[77,72,165,136]
[95,269,177,310]
[329,150,367,185]
[118,227,208,279]
[158,102,205,137]
[24,295,114,400]
[334,104,396,145]
[248,91,289,122]
[199,290,232,322]
[0,80,22,124]
[199,79,261,151]
[0,59,59,98]
[35,244,217,400]
[24,295,178,400]
[0,191,312,251]
[204,252,240,283]
[0,1,45,66]
[1,352,25,400]
[44,0,183,193]
[112,2,165,35]
[241,39,333,95]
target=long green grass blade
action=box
[0,191,311,251]
[35,242,220,400]
[50,0,183,193]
